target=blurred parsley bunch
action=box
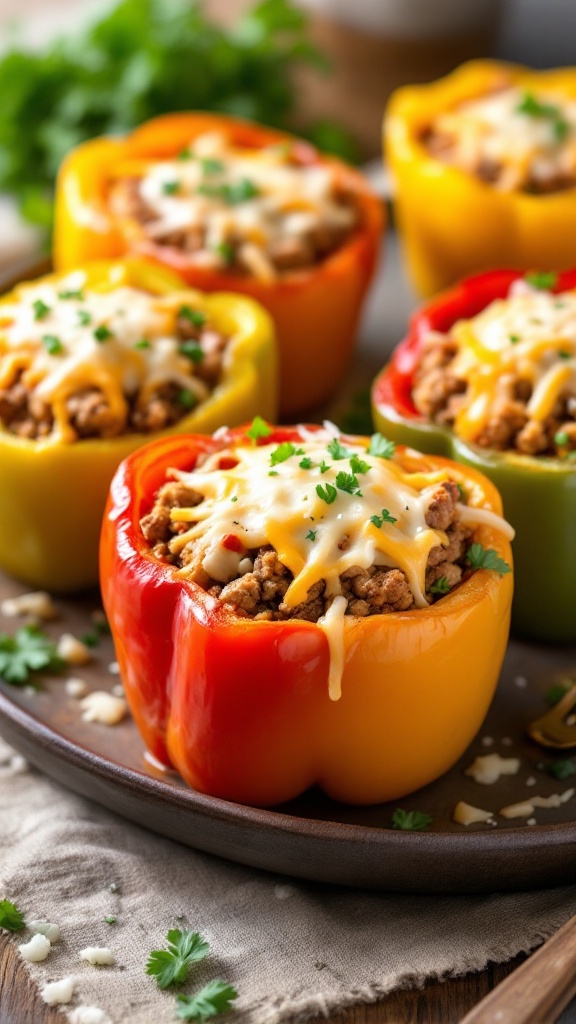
[0,0,357,231]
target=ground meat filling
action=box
[141,477,473,622]
[412,329,576,457]
[0,316,229,442]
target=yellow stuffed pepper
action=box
[0,258,276,592]
[385,61,576,296]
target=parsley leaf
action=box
[200,158,225,176]
[246,416,272,443]
[180,341,205,364]
[178,389,198,410]
[0,899,25,932]
[335,471,362,496]
[316,483,337,504]
[430,576,450,595]
[135,338,151,349]
[370,508,397,528]
[33,298,50,320]
[270,442,303,466]
[214,241,235,265]
[466,544,511,576]
[58,289,84,300]
[178,306,206,328]
[367,433,396,459]
[391,809,432,832]
[554,430,569,447]
[299,457,313,469]
[175,980,238,1020]
[0,626,62,684]
[326,438,352,460]
[319,460,330,474]
[524,271,558,291]
[42,334,64,355]
[77,309,92,326]
[162,180,180,195]
[146,929,210,990]
[94,324,114,342]
[548,758,576,780]
[305,529,316,541]
[516,92,569,142]
[349,454,370,475]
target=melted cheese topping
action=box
[429,86,576,191]
[113,131,357,280]
[443,281,576,441]
[0,272,211,442]
[168,429,512,700]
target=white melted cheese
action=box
[127,132,356,280]
[169,430,512,700]
[430,86,576,191]
[0,275,209,442]
[444,283,576,441]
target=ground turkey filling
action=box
[412,287,576,457]
[109,133,359,280]
[0,303,229,441]
[423,86,576,194]
[141,476,474,621]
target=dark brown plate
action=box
[1,571,576,894]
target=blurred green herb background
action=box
[0,0,358,233]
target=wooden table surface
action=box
[0,935,530,1024]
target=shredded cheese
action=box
[166,429,512,700]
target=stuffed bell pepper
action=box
[372,267,576,643]
[0,259,276,592]
[54,112,383,416]
[101,420,513,807]
[385,60,576,296]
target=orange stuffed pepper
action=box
[55,113,384,416]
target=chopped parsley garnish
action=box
[32,298,50,320]
[509,334,520,344]
[466,543,511,576]
[177,148,192,161]
[270,442,303,466]
[299,457,313,469]
[335,471,362,496]
[104,915,117,925]
[246,416,272,443]
[391,809,432,832]
[162,180,180,195]
[0,625,62,684]
[455,482,466,503]
[554,430,569,446]
[180,341,205,364]
[0,899,25,932]
[77,309,92,326]
[559,350,571,360]
[524,270,558,291]
[319,460,330,474]
[200,157,225,176]
[58,288,84,300]
[94,324,114,342]
[135,338,152,349]
[199,178,259,205]
[178,389,198,410]
[516,92,569,142]
[367,433,396,459]
[175,981,238,1020]
[316,483,337,504]
[546,681,573,706]
[178,305,207,328]
[42,333,63,355]
[268,470,278,476]
[146,929,210,989]
[305,529,316,541]
[370,508,398,528]
[214,241,234,265]
[349,454,370,475]
[326,438,353,460]
[548,758,576,780]
[430,576,451,595]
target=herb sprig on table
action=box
[0,625,62,685]
[0,899,25,932]
[0,0,357,232]
[146,928,238,1018]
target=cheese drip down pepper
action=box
[101,424,514,806]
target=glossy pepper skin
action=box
[100,425,512,808]
[0,259,276,592]
[372,267,576,644]
[385,61,576,296]
[54,112,384,416]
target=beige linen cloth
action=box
[2,734,576,1024]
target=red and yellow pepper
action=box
[54,112,384,416]
[101,424,513,808]
[385,60,576,296]
[0,258,276,592]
